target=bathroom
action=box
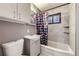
[0,3,78,56]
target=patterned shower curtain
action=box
[35,12,48,45]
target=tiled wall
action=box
[47,4,70,44]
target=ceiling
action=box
[33,3,66,11]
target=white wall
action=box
[26,4,41,35]
[69,4,76,54]
[31,4,41,14]
[47,4,70,44]
[26,24,36,34]
[76,3,79,56]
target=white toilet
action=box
[2,39,24,56]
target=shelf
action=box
[0,16,27,24]
[26,22,36,26]
[64,32,70,34]
[0,16,36,26]
[64,26,69,28]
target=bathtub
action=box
[40,41,74,56]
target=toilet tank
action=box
[2,39,24,56]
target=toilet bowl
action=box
[2,39,24,56]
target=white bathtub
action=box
[40,41,74,56]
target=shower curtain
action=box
[35,12,48,45]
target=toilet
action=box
[2,39,24,56]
